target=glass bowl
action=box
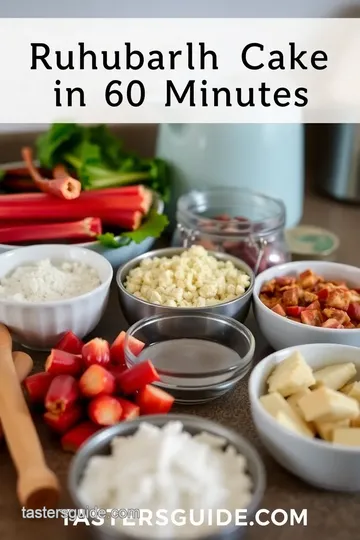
[124,313,255,404]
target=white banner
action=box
[0,18,360,123]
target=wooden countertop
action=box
[1,189,360,540]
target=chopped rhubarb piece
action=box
[23,372,54,403]
[322,308,350,325]
[45,375,79,414]
[136,385,174,415]
[45,349,83,377]
[271,304,286,317]
[260,279,276,294]
[116,397,140,420]
[321,318,344,329]
[298,269,320,289]
[79,365,115,398]
[259,294,280,309]
[116,360,160,394]
[275,276,296,287]
[82,338,110,368]
[303,291,318,304]
[301,310,322,327]
[345,322,356,329]
[22,146,81,200]
[305,300,321,311]
[110,331,145,365]
[285,306,306,317]
[61,421,100,453]
[347,302,360,322]
[317,288,329,302]
[88,395,122,426]
[326,289,350,311]
[282,287,299,307]
[44,406,83,434]
[55,331,84,355]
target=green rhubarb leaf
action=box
[96,211,169,249]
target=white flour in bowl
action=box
[78,421,253,538]
[0,258,100,302]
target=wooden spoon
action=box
[0,351,34,440]
[0,324,59,509]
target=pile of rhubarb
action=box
[23,331,174,453]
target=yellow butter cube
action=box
[297,386,359,423]
[315,419,350,442]
[260,392,314,438]
[267,351,315,397]
[333,428,360,447]
[313,363,356,391]
[340,381,360,403]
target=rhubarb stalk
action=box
[22,147,81,200]
[0,218,102,243]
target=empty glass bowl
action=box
[124,313,255,404]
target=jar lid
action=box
[285,225,339,257]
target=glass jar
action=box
[172,188,291,274]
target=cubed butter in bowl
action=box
[249,343,360,492]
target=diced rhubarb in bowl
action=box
[253,261,360,350]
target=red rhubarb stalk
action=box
[44,406,83,434]
[80,185,147,198]
[23,372,54,403]
[136,384,174,415]
[0,217,102,244]
[45,375,79,414]
[103,211,143,230]
[22,147,81,200]
[79,365,115,398]
[110,331,145,365]
[61,421,100,452]
[88,395,122,426]
[45,349,83,377]
[116,360,160,394]
[55,331,84,355]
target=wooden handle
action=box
[0,351,34,440]
[0,324,59,509]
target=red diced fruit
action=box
[301,310,322,327]
[110,331,145,365]
[61,422,100,453]
[322,308,350,325]
[79,365,115,398]
[116,398,140,421]
[82,338,110,368]
[88,395,122,426]
[44,406,83,434]
[260,280,276,294]
[305,300,321,311]
[317,288,329,302]
[282,287,299,307]
[275,277,296,287]
[136,385,175,415]
[322,318,344,329]
[285,306,305,317]
[347,302,360,322]
[45,349,83,377]
[116,360,160,394]
[23,372,54,403]
[45,375,79,414]
[326,289,350,311]
[271,304,286,317]
[55,331,84,355]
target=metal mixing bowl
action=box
[116,247,254,325]
[68,414,266,540]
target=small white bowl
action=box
[0,244,113,349]
[249,343,360,492]
[253,260,360,350]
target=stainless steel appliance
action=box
[314,124,360,202]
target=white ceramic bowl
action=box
[253,260,360,350]
[249,343,360,492]
[0,244,113,349]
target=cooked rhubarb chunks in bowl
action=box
[259,268,360,329]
